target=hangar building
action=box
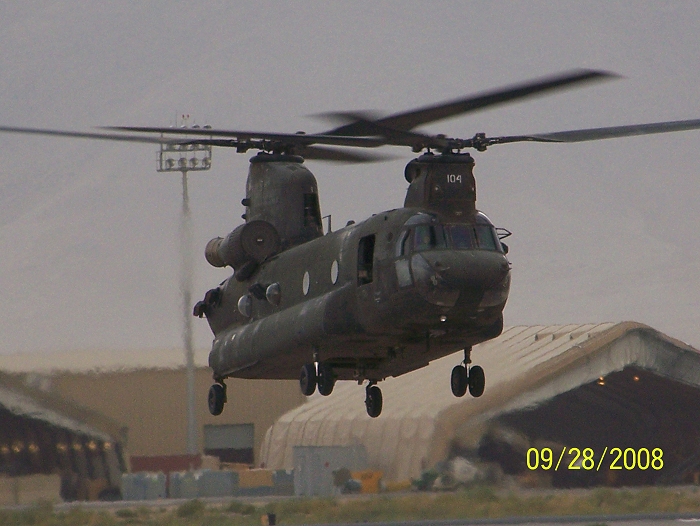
[0,348,304,467]
[261,322,700,487]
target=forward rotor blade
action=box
[322,69,618,136]
[0,123,389,157]
[0,125,180,145]
[490,118,700,145]
[104,126,385,148]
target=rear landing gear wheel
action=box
[365,384,383,418]
[300,363,317,396]
[208,383,226,416]
[450,365,467,397]
[317,363,335,396]
[468,365,485,397]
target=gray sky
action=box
[0,1,699,357]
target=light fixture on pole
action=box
[157,123,213,455]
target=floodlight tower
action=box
[157,125,212,455]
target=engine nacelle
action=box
[205,220,280,270]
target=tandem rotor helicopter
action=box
[3,69,700,418]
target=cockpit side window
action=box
[395,230,410,258]
[475,225,498,251]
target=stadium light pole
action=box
[157,126,212,455]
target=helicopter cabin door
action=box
[357,233,383,324]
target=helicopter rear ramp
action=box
[260,322,700,486]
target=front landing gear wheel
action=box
[365,385,383,418]
[300,363,317,396]
[317,363,335,396]
[468,365,485,397]
[450,365,467,397]
[208,383,226,416]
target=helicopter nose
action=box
[411,250,509,307]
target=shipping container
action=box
[121,472,166,501]
[293,446,367,496]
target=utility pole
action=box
[157,122,212,454]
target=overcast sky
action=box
[0,1,699,360]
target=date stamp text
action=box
[526,447,663,471]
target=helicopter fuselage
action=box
[204,206,510,383]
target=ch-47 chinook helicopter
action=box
[3,69,700,418]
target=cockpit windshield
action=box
[413,225,447,252]
[448,224,499,251]
[397,219,502,256]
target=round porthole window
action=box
[266,282,281,306]
[302,271,310,296]
[237,295,252,317]
[330,260,339,284]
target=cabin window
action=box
[357,234,375,285]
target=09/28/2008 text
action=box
[526,447,663,471]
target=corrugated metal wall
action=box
[49,367,304,465]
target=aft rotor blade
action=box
[312,114,450,151]
[490,118,700,145]
[323,69,618,135]
[297,145,396,163]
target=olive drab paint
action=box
[246,154,323,250]
[197,151,510,417]
[403,152,477,218]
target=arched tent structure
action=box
[261,322,700,486]
[0,372,125,500]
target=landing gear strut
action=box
[365,383,383,418]
[208,382,226,416]
[450,347,485,398]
